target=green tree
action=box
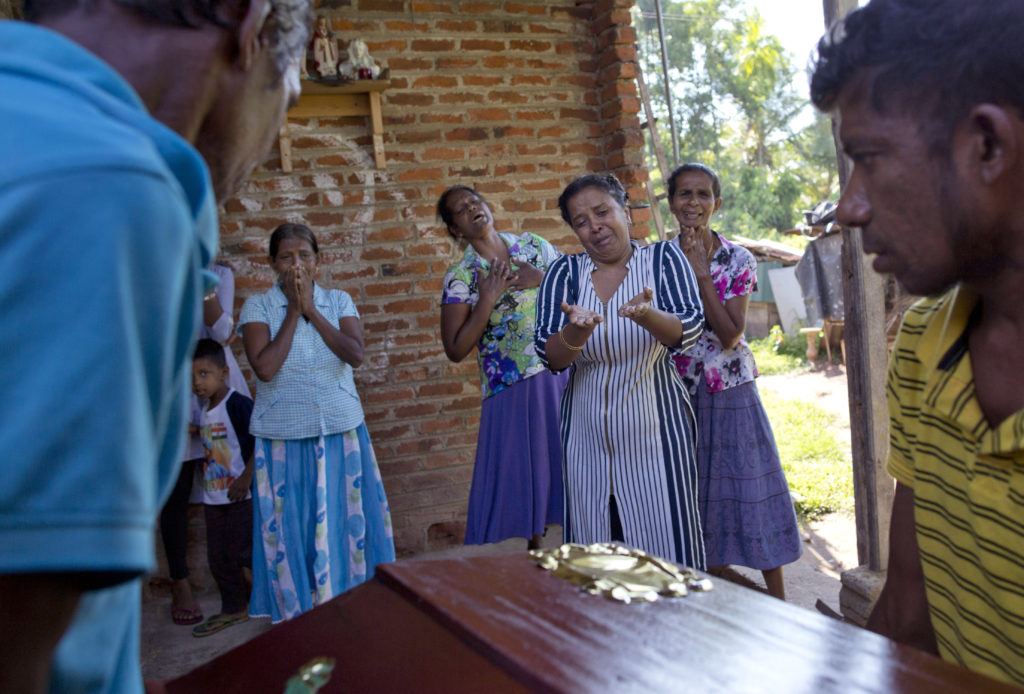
[633,0,838,242]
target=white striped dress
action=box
[536,240,707,569]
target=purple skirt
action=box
[694,378,802,570]
[464,369,568,544]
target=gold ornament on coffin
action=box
[529,543,713,604]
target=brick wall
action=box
[219,0,649,556]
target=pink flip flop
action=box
[171,602,203,626]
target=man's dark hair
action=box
[810,0,1024,155]
[558,173,629,225]
[667,163,721,201]
[193,337,226,367]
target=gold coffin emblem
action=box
[529,543,713,603]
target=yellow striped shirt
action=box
[887,284,1024,685]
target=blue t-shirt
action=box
[0,21,218,692]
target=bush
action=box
[749,325,809,376]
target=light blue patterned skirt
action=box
[249,424,395,623]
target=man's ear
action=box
[236,0,272,70]
[966,103,1020,185]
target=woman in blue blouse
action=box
[240,223,394,623]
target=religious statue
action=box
[338,38,381,80]
[310,15,339,79]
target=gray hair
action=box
[25,0,312,75]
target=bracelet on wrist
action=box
[558,328,585,352]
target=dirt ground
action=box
[141,363,861,682]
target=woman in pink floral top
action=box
[669,163,801,599]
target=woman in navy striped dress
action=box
[535,174,707,569]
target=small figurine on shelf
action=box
[338,38,381,80]
[311,15,339,79]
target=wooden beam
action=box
[822,0,894,571]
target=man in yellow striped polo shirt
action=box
[810,0,1024,686]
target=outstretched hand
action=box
[560,301,603,328]
[618,286,654,320]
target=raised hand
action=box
[678,226,711,278]
[281,267,301,312]
[295,265,316,317]
[619,286,654,320]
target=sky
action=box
[750,0,831,74]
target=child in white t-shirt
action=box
[190,338,254,637]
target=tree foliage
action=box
[633,0,839,243]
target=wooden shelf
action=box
[279,79,390,171]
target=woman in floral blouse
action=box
[669,163,801,599]
[438,186,568,549]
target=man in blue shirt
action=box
[0,0,311,691]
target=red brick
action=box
[388,92,435,107]
[420,113,464,124]
[410,39,457,52]
[515,143,558,156]
[558,107,599,122]
[413,75,459,88]
[522,178,561,192]
[364,281,413,297]
[384,297,433,313]
[395,129,444,145]
[356,0,403,10]
[487,90,529,104]
[509,39,552,52]
[481,56,525,69]
[436,19,479,32]
[411,1,453,11]
[365,39,407,52]
[361,246,403,262]
[439,92,485,105]
[505,2,547,14]
[462,39,506,51]
[510,74,551,86]
[384,20,429,31]
[462,75,504,87]
[460,2,501,14]
[366,226,415,243]
[435,57,478,69]
[397,167,445,183]
[444,127,489,142]
[388,57,433,71]
[468,108,511,121]
[511,109,556,122]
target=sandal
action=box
[171,602,203,626]
[192,613,249,638]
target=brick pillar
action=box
[590,0,651,238]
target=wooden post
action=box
[822,0,894,573]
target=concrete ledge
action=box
[840,565,885,626]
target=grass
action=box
[750,325,855,519]
[761,389,854,519]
